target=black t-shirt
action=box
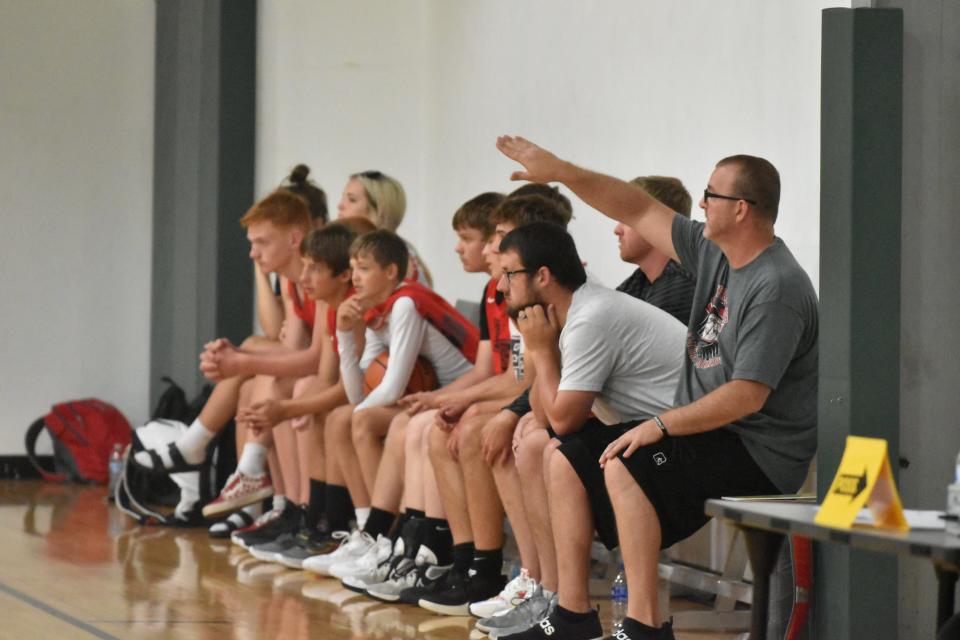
[616,260,697,326]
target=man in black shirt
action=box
[616,176,697,325]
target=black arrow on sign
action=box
[833,468,869,502]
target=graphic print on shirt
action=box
[510,334,525,380]
[687,266,729,369]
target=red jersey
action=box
[483,278,512,374]
[287,279,316,332]
[364,282,480,363]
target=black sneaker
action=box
[234,502,300,549]
[395,545,452,604]
[605,617,676,640]
[418,567,507,616]
[502,607,603,640]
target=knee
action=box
[293,375,316,396]
[516,431,545,475]
[603,457,635,498]
[427,424,450,462]
[457,421,483,458]
[351,411,377,445]
[548,448,577,488]
[325,408,353,445]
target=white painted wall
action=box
[0,1,155,454]
[259,0,842,306]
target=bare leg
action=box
[548,448,593,613]
[326,403,368,508]
[351,406,403,495]
[517,428,559,590]
[369,411,408,512]
[268,377,299,502]
[428,422,472,543]
[291,376,323,505]
[423,423,445,519]
[457,412,504,549]
[605,458,661,626]
[404,410,436,512]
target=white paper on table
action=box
[853,508,947,530]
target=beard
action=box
[506,290,547,320]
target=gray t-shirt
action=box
[558,280,685,425]
[672,215,818,492]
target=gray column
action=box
[868,1,960,637]
[818,8,902,640]
[150,0,256,405]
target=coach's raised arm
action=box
[496,135,678,263]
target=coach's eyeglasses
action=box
[501,268,533,284]
[703,189,757,206]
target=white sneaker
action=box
[333,533,392,582]
[469,567,537,619]
[302,529,374,576]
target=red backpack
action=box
[25,399,132,484]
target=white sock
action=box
[272,495,287,511]
[236,443,268,476]
[133,418,213,469]
[355,507,371,529]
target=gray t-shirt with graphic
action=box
[672,215,818,492]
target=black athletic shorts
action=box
[616,427,778,549]
[503,388,532,417]
[554,418,634,549]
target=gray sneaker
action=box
[484,587,557,638]
[365,556,418,602]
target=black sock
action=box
[451,542,475,573]
[325,484,353,532]
[471,547,503,578]
[405,508,425,519]
[363,507,396,539]
[623,617,665,635]
[555,605,595,623]
[423,517,453,564]
[306,479,326,529]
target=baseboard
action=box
[0,456,49,480]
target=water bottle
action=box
[107,443,124,500]
[610,563,628,634]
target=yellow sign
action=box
[815,436,908,531]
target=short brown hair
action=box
[508,183,573,220]
[452,192,506,237]
[491,195,571,230]
[350,229,409,281]
[301,222,359,275]
[715,155,781,223]
[630,176,692,217]
[239,190,312,232]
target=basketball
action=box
[363,351,439,396]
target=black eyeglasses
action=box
[501,268,532,283]
[358,170,384,180]
[703,189,757,206]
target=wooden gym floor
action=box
[0,480,742,640]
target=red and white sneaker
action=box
[202,471,273,518]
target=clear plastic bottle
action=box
[611,562,628,634]
[107,443,124,500]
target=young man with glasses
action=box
[495,221,685,640]
[497,136,818,640]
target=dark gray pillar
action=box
[818,8,902,640]
[151,0,256,405]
